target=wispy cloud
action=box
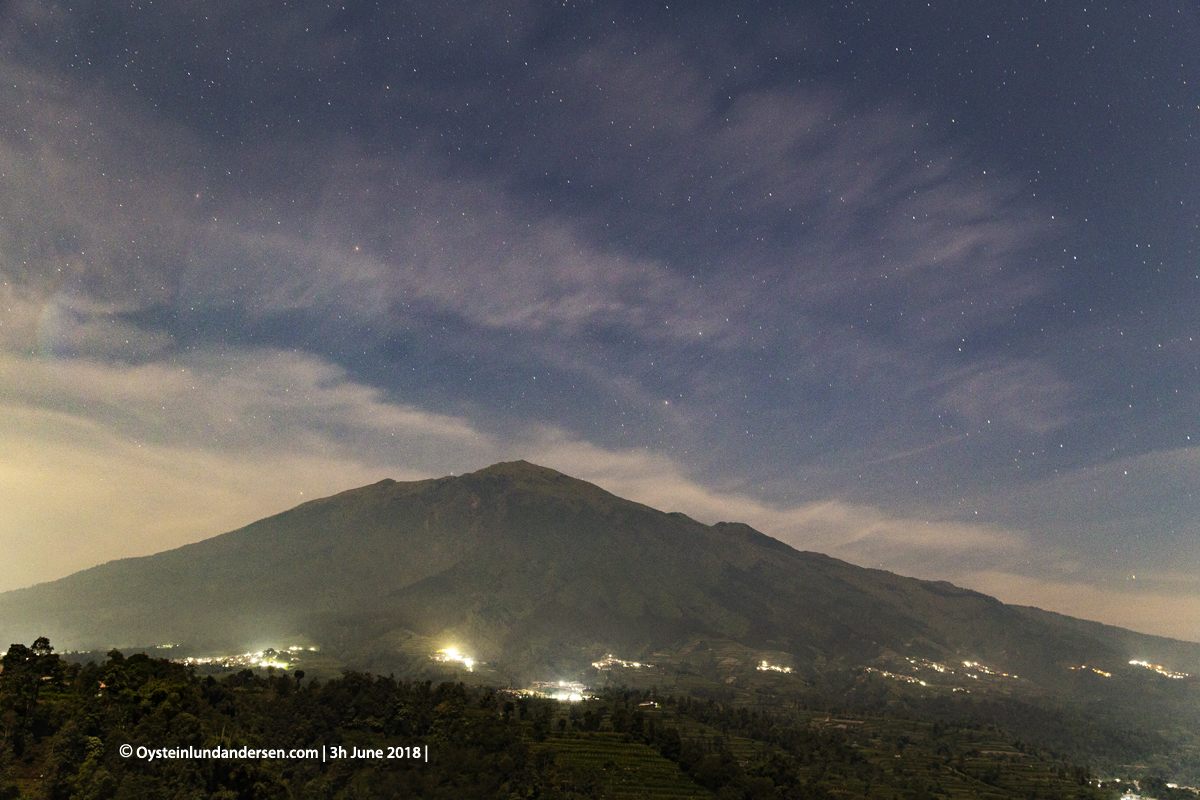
[3,0,1193,643]
[0,404,399,593]
[525,429,1030,572]
[5,342,1193,642]
[0,61,198,310]
[965,571,1200,642]
[0,346,498,592]
[4,17,1053,355]
[0,346,1022,594]
[938,360,1078,434]
[0,349,487,460]
[983,445,1200,556]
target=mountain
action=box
[3,461,1197,678]
[7,461,1200,778]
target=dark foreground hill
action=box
[0,648,1125,800]
[3,461,1200,780]
[3,461,1198,679]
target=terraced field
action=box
[534,693,1118,799]
[540,734,713,799]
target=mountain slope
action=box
[3,461,1198,687]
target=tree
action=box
[0,639,64,756]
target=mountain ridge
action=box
[3,461,1197,684]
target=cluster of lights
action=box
[757,661,793,673]
[865,667,926,686]
[1129,660,1189,679]
[530,680,588,702]
[175,647,313,670]
[1069,665,1112,678]
[962,660,1017,679]
[906,657,949,673]
[432,648,476,671]
[592,654,652,670]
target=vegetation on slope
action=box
[1,639,1167,800]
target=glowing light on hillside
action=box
[962,660,1017,679]
[175,648,298,670]
[432,647,476,671]
[865,667,926,686]
[1069,665,1111,677]
[592,654,652,670]
[1130,660,1188,679]
[757,661,792,673]
[529,680,589,701]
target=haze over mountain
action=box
[4,462,1197,688]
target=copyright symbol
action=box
[119,744,132,758]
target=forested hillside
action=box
[0,639,1160,799]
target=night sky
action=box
[2,2,1198,640]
